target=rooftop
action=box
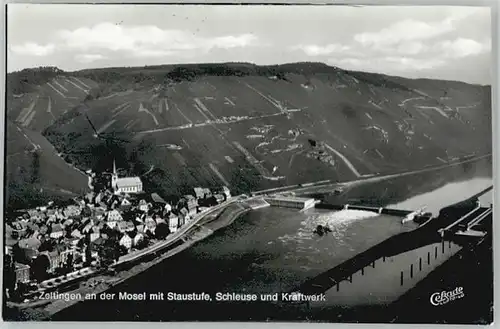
[18,238,41,249]
[15,263,30,270]
[151,193,167,204]
[116,177,143,187]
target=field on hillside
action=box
[5,63,492,208]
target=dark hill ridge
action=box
[5,62,492,208]
[7,66,64,95]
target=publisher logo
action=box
[430,287,465,306]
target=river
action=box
[53,157,492,321]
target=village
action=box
[3,160,231,302]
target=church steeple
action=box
[111,159,118,192]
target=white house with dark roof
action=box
[50,224,64,239]
[138,199,151,213]
[193,187,205,199]
[119,234,133,250]
[107,221,118,230]
[71,229,83,239]
[133,233,144,247]
[222,186,231,199]
[155,216,166,225]
[121,198,131,207]
[144,217,157,234]
[107,209,123,222]
[111,160,143,195]
[89,232,99,242]
[164,203,172,213]
[168,213,179,232]
[117,221,135,233]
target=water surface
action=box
[53,157,493,321]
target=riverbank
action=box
[9,163,492,322]
[6,199,233,308]
[3,200,252,320]
[49,202,419,321]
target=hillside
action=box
[5,120,89,210]
[5,63,492,208]
[5,67,97,210]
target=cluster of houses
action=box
[4,182,231,296]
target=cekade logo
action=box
[430,287,465,306]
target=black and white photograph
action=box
[2,3,494,323]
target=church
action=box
[111,160,143,194]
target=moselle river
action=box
[54,157,492,321]
[322,156,492,209]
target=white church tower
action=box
[110,159,143,194]
[111,159,119,190]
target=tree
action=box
[145,230,155,240]
[118,245,128,256]
[31,255,50,283]
[84,86,102,102]
[81,206,92,217]
[76,238,85,249]
[3,255,16,298]
[9,281,31,302]
[84,234,92,266]
[155,223,170,240]
[135,236,149,250]
[55,266,69,276]
[308,139,317,147]
[229,164,262,195]
[31,151,41,184]
[64,253,74,270]
[64,225,73,239]
[16,282,30,296]
[200,196,217,207]
[24,227,34,239]
[106,227,121,241]
[12,243,29,264]
[97,239,120,268]
[74,254,83,266]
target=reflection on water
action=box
[311,241,462,308]
[388,178,493,216]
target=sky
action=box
[7,4,492,84]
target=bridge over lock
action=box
[438,202,492,240]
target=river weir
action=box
[51,158,492,322]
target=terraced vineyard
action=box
[5,63,492,208]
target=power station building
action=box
[264,196,316,210]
